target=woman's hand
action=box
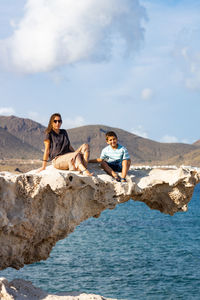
[69,145,75,152]
[37,166,46,173]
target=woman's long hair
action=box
[45,113,62,134]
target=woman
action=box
[39,113,93,176]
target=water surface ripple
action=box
[1,184,200,299]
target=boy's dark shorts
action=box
[107,161,122,172]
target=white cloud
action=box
[160,135,178,143]
[181,47,200,91]
[132,125,148,138]
[160,135,190,144]
[173,29,200,91]
[62,116,86,129]
[141,88,153,100]
[0,0,146,73]
[27,111,47,125]
[27,111,39,119]
[181,138,189,144]
[0,107,15,115]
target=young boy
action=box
[91,131,131,182]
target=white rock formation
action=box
[0,277,115,300]
[0,164,199,271]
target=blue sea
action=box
[1,184,200,300]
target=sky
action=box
[0,0,199,144]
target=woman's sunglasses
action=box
[53,120,62,123]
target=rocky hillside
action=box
[0,115,200,165]
[193,139,200,146]
[0,126,42,159]
[158,148,200,167]
[67,125,199,164]
[0,115,45,151]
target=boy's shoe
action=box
[121,178,127,183]
[114,175,121,182]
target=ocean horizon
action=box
[1,183,200,299]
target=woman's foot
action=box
[82,169,93,176]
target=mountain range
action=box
[0,115,200,166]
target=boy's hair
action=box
[106,131,118,141]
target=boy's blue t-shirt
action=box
[100,143,130,164]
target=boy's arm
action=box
[89,147,106,163]
[122,146,130,161]
[89,158,103,163]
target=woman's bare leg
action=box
[76,143,90,168]
[75,153,93,176]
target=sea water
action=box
[1,184,200,300]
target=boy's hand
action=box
[89,158,102,163]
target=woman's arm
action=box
[38,140,50,172]
[69,145,75,152]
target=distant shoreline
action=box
[0,159,200,174]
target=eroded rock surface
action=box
[0,277,114,300]
[0,165,199,270]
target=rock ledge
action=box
[0,165,199,270]
[0,277,115,300]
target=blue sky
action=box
[0,0,199,143]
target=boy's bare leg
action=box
[121,159,131,179]
[101,161,118,179]
[76,143,90,168]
